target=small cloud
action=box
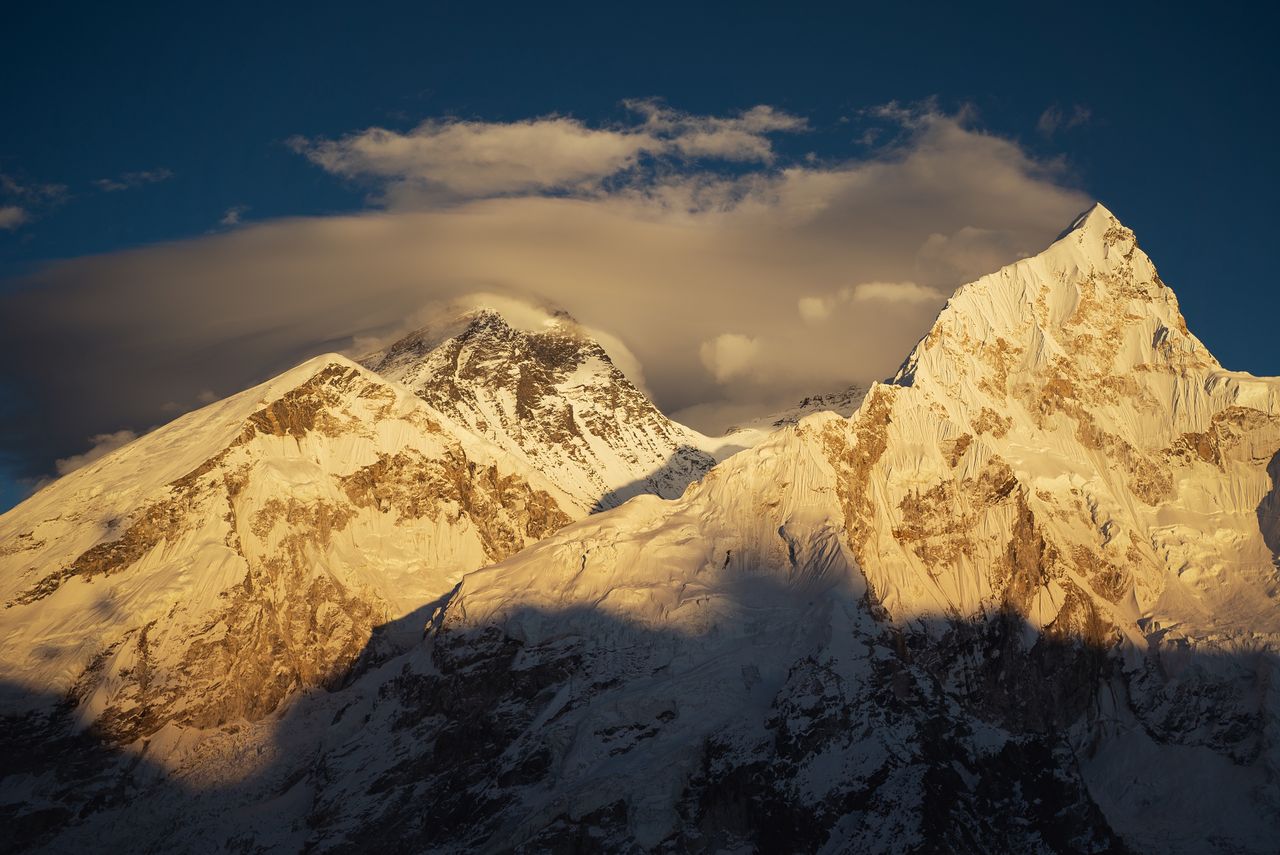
[626,99,807,163]
[799,281,943,323]
[699,333,761,383]
[1037,104,1091,138]
[0,174,68,229]
[0,206,28,230]
[0,174,68,202]
[798,295,832,323]
[93,168,174,193]
[160,388,220,413]
[54,430,139,476]
[220,205,249,226]
[848,281,943,304]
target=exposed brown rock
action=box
[822,386,894,554]
[972,407,1012,438]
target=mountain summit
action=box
[363,308,724,511]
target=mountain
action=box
[4,204,1280,854]
[309,206,1280,852]
[362,309,725,512]
[0,355,576,746]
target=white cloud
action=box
[290,117,657,200]
[1,101,1094,466]
[798,295,832,323]
[700,333,761,383]
[849,281,943,303]
[93,168,173,193]
[799,281,944,324]
[54,430,139,476]
[0,206,28,230]
[289,102,807,205]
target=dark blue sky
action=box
[1,1,1277,509]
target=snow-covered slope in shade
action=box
[0,355,574,743]
[363,309,735,513]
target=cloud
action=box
[1037,105,1091,138]
[0,174,67,202]
[289,102,806,205]
[0,206,27,230]
[0,174,67,229]
[92,168,174,193]
[849,281,942,303]
[800,281,945,323]
[0,101,1092,477]
[351,291,655,397]
[624,99,806,162]
[53,430,139,476]
[699,334,761,383]
[798,296,831,323]
[220,205,249,226]
[291,117,654,200]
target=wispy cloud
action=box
[0,173,68,230]
[54,430,139,476]
[288,101,807,205]
[93,168,174,192]
[1037,104,1091,138]
[220,205,249,226]
[0,173,68,203]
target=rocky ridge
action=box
[363,310,723,512]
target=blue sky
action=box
[1,1,1277,510]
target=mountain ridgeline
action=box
[2,204,1279,853]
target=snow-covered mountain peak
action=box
[852,205,1280,637]
[1066,199,1118,232]
[0,348,578,739]
[894,203,1218,401]
[363,308,724,512]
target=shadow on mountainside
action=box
[1256,449,1280,562]
[590,446,718,512]
[2,563,1278,854]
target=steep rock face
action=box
[0,355,573,745]
[363,310,720,512]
